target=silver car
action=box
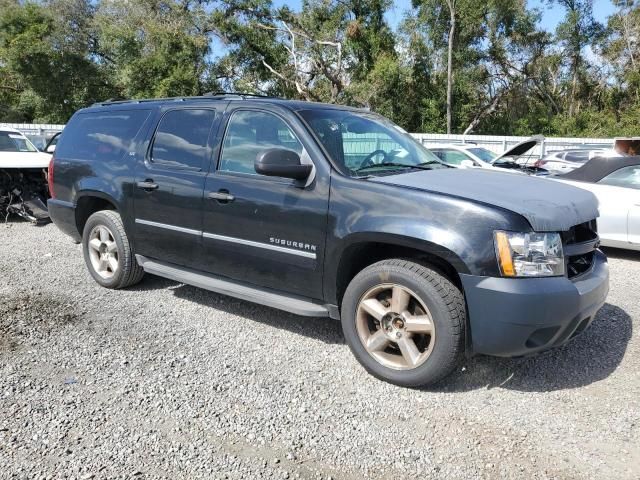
[535,148,623,174]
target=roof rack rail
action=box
[92,92,283,107]
[203,91,282,99]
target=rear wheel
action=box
[341,259,465,387]
[82,210,144,289]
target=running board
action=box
[136,255,336,319]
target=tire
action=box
[82,210,144,289]
[341,259,465,387]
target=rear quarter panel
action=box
[53,106,158,234]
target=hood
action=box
[492,135,543,163]
[0,151,50,169]
[370,168,599,232]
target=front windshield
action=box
[299,109,446,176]
[0,131,38,152]
[468,147,497,163]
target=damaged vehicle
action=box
[0,127,51,223]
[427,135,549,175]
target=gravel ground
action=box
[0,221,638,480]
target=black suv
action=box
[48,94,609,386]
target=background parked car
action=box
[427,143,498,169]
[0,127,50,167]
[427,136,548,175]
[0,127,50,222]
[43,131,61,154]
[534,148,624,174]
[555,155,640,251]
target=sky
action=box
[271,0,618,32]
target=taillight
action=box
[533,159,546,168]
[48,156,55,199]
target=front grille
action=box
[562,220,598,279]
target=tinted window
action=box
[598,166,640,190]
[56,110,150,161]
[219,110,303,175]
[151,109,216,170]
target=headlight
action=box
[494,231,564,277]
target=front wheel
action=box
[82,210,144,289]
[341,259,465,387]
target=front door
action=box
[200,108,329,300]
[133,107,221,268]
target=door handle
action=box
[208,190,235,203]
[136,180,159,191]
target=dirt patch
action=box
[0,291,81,352]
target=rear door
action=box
[199,107,330,299]
[133,107,222,268]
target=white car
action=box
[427,136,547,175]
[534,148,624,175]
[426,143,499,169]
[555,156,640,251]
[0,127,51,169]
[0,126,51,222]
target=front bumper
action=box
[460,250,609,357]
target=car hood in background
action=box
[0,151,50,169]
[370,168,599,231]
[492,135,543,163]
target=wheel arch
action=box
[331,233,469,308]
[75,191,119,237]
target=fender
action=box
[323,173,532,304]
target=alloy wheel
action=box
[87,225,119,279]
[356,283,436,370]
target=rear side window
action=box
[56,110,151,162]
[151,109,216,170]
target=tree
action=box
[550,0,603,116]
[0,0,114,122]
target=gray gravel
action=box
[1,220,639,480]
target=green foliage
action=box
[0,0,638,138]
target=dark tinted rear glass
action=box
[56,110,151,162]
[151,109,216,170]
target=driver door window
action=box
[219,110,303,175]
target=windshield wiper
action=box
[415,160,444,167]
[354,162,432,173]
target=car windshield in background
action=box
[468,147,497,162]
[0,132,38,152]
[298,109,446,176]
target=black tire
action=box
[341,259,465,387]
[82,210,144,289]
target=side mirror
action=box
[44,144,56,154]
[460,159,475,168]
[255,148,312,180]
